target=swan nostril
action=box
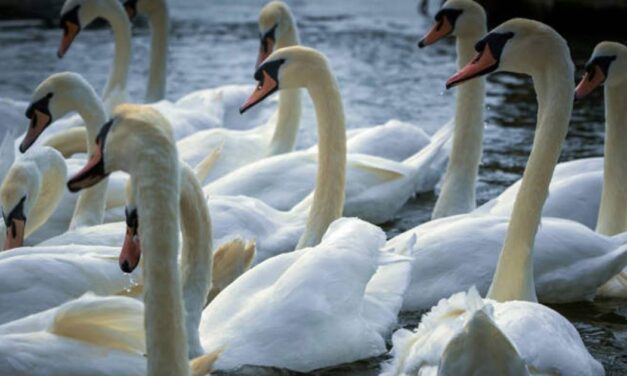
[120,259,132,273]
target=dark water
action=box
[0,0,624,374]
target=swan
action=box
[202,44,451,225]
[418,0,487,218]
[0,105,228,374]
[382,19,604,376]
[384,19,627,312]
[18,73,129,231]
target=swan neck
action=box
[102,10,131,110]
[145,6,169,102]
[276,17,300,49]
[267,88,302,155]
[488,58,574,303]
[596,84,627,235]
[432,35,486,218]
[178,163,212,358]
[137,151,189,376]
[68,95,110,230]
[296,74,346,249]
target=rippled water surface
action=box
[0,0,625,374]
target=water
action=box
[0,0,625,374]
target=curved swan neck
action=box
[296,72,346,249]
[596,84,627,235]
[178,163,212,358]
[432,33,487,218]
[68,93,110,230]
[145,4,169,103]
[102,4,132,112]
[488,54,574,303]
[136,146,189,376]
[267,18,301,156]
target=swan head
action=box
[446,19,570,88]
[67,104,174,192]
[21,72,98,153]
[418,0,486,48]
[0,162,39,250]
[58,0,127,58]
[575,42,627,99]
[257,1,298,68]
[241,46,330,113]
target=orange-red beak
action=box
[20,109,51,152]
[418,16,453,48]
[120,226,141,273]
[575,65,605,100]
[446,44,498,89]
[239,70,278,114]
[256,38,274,69]
[3,219,25,251]
[58,21,80,58]
[67,140,106,192]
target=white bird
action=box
[382,19,604,376]
[384,17,627,312]
[418,0,488,219]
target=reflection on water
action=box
[0,0,624,374]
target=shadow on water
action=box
[0,0,625,374]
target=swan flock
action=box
[0,0,624,375]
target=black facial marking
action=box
[125,207,139,235]
[25,93,53,120]
[473,31,515,73]
[260,24,278,54]
[254,58,285,84]
[434,8,463,30]
[584,55,617,82]
[124,0,139,19]
[2,196,26,233]
[60,5,81,32]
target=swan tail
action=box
[362,248,413,337]
[206,238,256,305]
[190,348,223,376]
[194,142,224,183]
[43,127,88,158]
[403,119,454,191]
[50,294,146,354]
[439,308,530,376]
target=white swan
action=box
[384,20,627,312]
[383,20,604,376]
[418,0,487,219]
[202,44,451,225]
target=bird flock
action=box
[0,0,624,375]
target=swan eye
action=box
[60,5,80,32]
[25,92,53,119]
[585,55,617,80]
[474,31,514,61]
[125,207,139,234]
[434,8,463,30]
[3,196,26,228]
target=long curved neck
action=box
[25,152,67,237]
[145,5,169,103]
[432,32,487,218]
[178,163,212,358]
[102,5,132,113]
[68,93,111,230]
[296,71,346,249]
[488,55,574,303]
[596,83,627,235]
[266,18,302,155]
[136,146,189,376]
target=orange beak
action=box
[20,109,51,152]
[119,226,141,273]
[575,65,605,100]
[239,70,278,114]
[58,21,80,58]
[256,38,274,69]
[418,16,453,48]
[67,140,106,192]
[446,44,498,89]
[4,219,25,251]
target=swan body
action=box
[384,18,603,375]
[200,217,411,372]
